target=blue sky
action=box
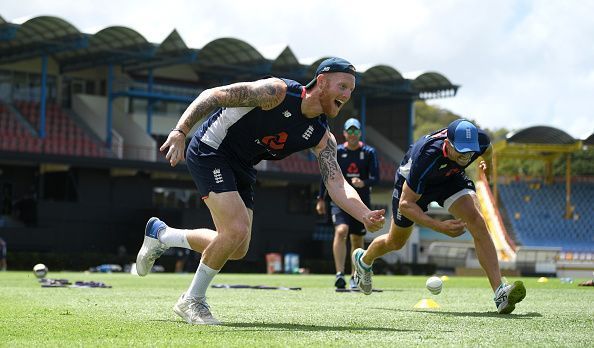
[3,0,593,139]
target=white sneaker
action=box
[352,248,373,295]
[173,293,220,325]
[494,281,526,314]
[349,276,357,289]
[135,217,168,276]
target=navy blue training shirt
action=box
[319,141,379,203]
[397,127,491,194]
[195,78,329,166]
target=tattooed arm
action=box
[312,131,385,232]
[161,77,287,166]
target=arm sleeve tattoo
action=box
[318,137,340,185]
[180,79,283,131]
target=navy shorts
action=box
[392,174,476,227]
[186,139,256,210]
[330,203,366,236]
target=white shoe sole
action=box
[173,304,221,325]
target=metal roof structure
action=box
[0,15,87,64]
[506,126,578,145]
[197,38,265,66]
[494,126,582,159]
[406,71,458,99]
[271,46,300,71]
[361,65,404,84]
[55,26,155,72]
[0,13,458,100]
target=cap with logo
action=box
[343,118,361,130]
[447,119,480,153]
[305,57,356,89]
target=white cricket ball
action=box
[33,263,48,278]
[426,276,443,295]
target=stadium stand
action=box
[498,179,594,252]
[12,100,109,157]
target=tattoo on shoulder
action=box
[318,138,340,184]
[259,81,283,109]
[219,80,283,110]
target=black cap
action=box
[305,57,356,89]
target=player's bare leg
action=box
[448,194,501,291]
[174,191,252,325]
[353,221,413,294]
[333,224,349,288]
[448,193,525,314]
[361,220,413,266]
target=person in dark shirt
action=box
[135,57,385,325]
[352,119,526,314]
[0,237,6,271]
[316,118,378,289]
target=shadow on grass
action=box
[371,307,542,319]
[219,322,419,332]
[151,319,419,332]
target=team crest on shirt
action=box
[282,110,292,118]
[212,168,223,184]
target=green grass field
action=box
[1,271,593,347]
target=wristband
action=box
[171,128,187,137]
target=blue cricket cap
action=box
[305,57,356,89]
[447,119,480,153]
[343,118,361,130]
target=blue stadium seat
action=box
[499,181,594,252]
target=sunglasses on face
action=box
[459,152,475,158]
[346,129,361,135]
[448,142,474,157]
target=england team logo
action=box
[213,168,223,184]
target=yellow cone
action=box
[537,277,549,283]
[414,299,440,309]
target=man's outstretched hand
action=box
[363,209,386,232]
[160,131,186,167]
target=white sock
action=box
[186,261,219,299]
[359,252,372,270]
[158,227,191,249]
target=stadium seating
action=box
[0,103,40,153]
[11,100,109,158]
[499,180,594,252]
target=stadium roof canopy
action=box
[55,26,155,72]
[271,46,301,72]
[494,126,583,159]
[0,15,87,63]
[0,13,458,100]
